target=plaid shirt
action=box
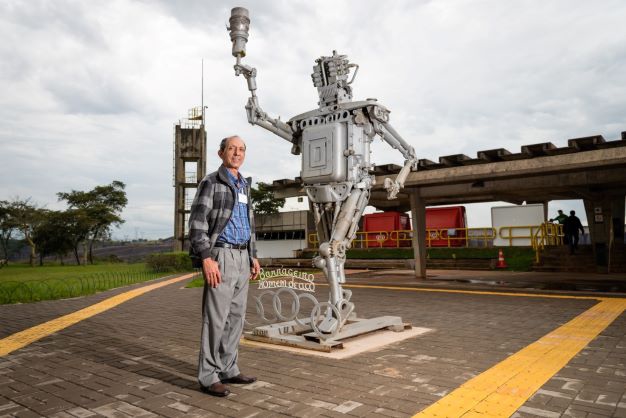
[217,169,251,245]
[188,165,256,266]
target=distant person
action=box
[549,209,568,224]
[563,210,585,254]
[550,209,569,245]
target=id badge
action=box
[238,192,248,205]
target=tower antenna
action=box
[201,58,205,126]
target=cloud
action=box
[1,0,624,239]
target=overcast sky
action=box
[1,0,625,239]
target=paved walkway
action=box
[0,270,625,417]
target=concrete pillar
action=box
[173,125,185,252]
[611,196,625,244]
[583,196,615,273]
[410,190,427,279]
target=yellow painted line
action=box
[0,273,197,357]
[413,298,626,418]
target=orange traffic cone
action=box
[496,249,508,269]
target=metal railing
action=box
[0,270,165,305]
[531,223,564,263]
[498,225,541,247]
[425,227,496,248]
[308,230,410,248]
[308,227,498,248]
[307,224,563,251]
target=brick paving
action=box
[0,271,624,417]
[0,274,184,340]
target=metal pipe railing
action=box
[307,224,564,250]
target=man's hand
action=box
[202,257,221,288]
[250,258,261,280]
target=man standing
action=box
[563,210,585,255]
[549,209,568,224]
[189,135,261,397]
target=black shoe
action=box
[221,374,257,385]
[200,382,230,397]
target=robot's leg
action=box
[312,189,370,334]
[330,187,369,313]
[312,202,341,333]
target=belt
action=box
[214,242,248,250]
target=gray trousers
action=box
[198,247,249,386]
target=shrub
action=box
[146,252,193,272]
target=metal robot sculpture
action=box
[228,7,417,337]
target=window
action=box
[256,229,305,240]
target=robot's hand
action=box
[384,178,400,200]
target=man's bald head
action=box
[219,135,246,152]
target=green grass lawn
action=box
[0,262,150,282]
[187,276,204,288]
[0,263,186,304]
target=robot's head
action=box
[311,51,358,108]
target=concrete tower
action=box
[173,106,206,251]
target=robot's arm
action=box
[228,8,295,143]
[368,106,417,199]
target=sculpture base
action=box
[244,316,410,353]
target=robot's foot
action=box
[311,302,341,337]
[313,300,355,336]
[317,316,339,334]
[341,301,355,322]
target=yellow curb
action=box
[0,273,196,357]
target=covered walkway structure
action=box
[270,132,626,276]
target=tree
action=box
[10,198,44,267]
[0,200,18,263]
[251,182,285,215]
[61,208,92,265]
[32,210,74,266]
[57,181,128,264]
